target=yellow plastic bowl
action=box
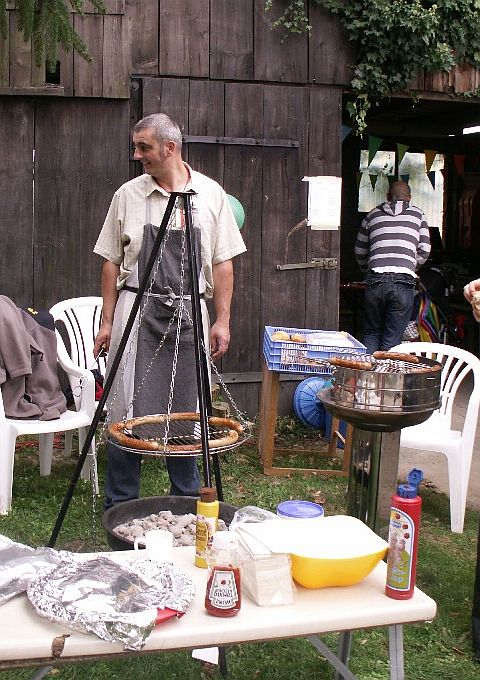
[288,515,388,589]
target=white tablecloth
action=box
[0,546,436,666]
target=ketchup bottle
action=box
[385,468,423,600]
[205,532,241,617]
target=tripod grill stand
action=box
[49,192,224,547]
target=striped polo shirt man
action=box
[355,199,431,275]
[354,181,431,353]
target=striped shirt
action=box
[355,200,431,277]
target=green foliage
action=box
[1,0,106,69]
[266,0,480,133]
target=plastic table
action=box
[0,547,436,680]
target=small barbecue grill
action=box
[318,351,442,529]
[317,354,442,432]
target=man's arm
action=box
[416,217,431,268]
[210,259,233,360]
[93,260,120,356]
[354,217,370,272]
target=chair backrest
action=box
[49,297,105,378]
[391,341,480,449]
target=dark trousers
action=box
[104,441,201,510]
[362,272,416,355]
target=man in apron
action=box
[93,113,246,509]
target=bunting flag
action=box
[400,174,410,184]
[424,149,437,172]
[427,171,436,189]
[341,125,352,142]
[368,136,383,165]
[397,143,409,165]
[369,174,378,191]
[453,154,465,176]
[387,175,396,187]
[355,171,362,189]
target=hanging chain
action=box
[88,199,179,539]
[181,304,250,429]
[162,216,188,450]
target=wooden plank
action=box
[210,0,253,80]
[103,14,131,98]
[141,77,190,129]
[159,0,209,77]
[260,84,305,333]
[305,86,342,331]
[126,0,158,74]
[30,52,45,88]
[308,3,354,86]
[9,10,31,88]
[0,14,8,86]
[84,0,125,12]
[423,69,449,93]
[253,0,308,83]
[222,83,264,375]
[0,86,64,95]
[73,14,103,96]
[58,11,74,96]
[225,82,264,137]
[257,364,279,467]
[452,63,477,94]
[0,100,34,308]
[33,100,131,307]
[408,71,425,90]
[187,80,224,178]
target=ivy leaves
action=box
[266,0,480,134]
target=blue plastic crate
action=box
[263,326,366,374]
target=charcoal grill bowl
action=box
[317,388,439,432]
[102,495,238,551]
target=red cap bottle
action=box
[385,469,423,600]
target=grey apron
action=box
[132,198,203,430]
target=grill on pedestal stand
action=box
[318,355,442,531]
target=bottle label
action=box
[208,569,239,609]
[195,515,216,559]
[386,506,415,591]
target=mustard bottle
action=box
[195,486,219,568]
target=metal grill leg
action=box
[388,625,404,680]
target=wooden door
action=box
[138,76,341,415]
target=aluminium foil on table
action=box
[27,555,196,651]
[0,534,64,605]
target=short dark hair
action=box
[133,113,182,149]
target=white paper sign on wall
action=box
[303,176,342,230]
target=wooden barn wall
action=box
[130,0,354,86]
[140,77,341,415]
[0,2,131,97]
[0,97,130,309]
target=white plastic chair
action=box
[391,341,480,532]
[0,329,96,515]
[49,297,105,467]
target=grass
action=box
[0,422,479,679]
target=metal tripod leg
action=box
[48,193,179,548]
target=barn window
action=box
[45,61,61,85]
